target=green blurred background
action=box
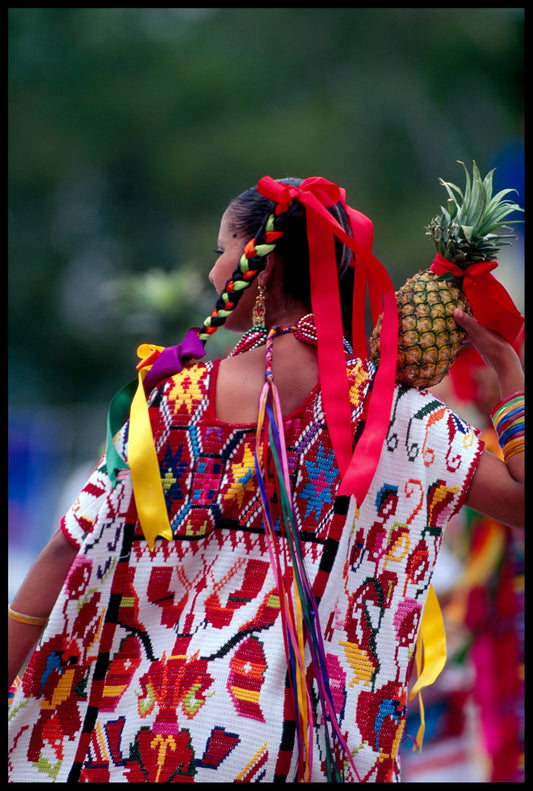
[9,8,523,573]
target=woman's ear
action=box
[262,250,279,286]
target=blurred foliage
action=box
[9,8,524,407]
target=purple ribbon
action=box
[142,329,206,393]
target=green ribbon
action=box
[105,378,137,486]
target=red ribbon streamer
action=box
[430,253,524,344]
[257,176,399,505]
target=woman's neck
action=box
[264,297,310,330]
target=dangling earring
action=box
[252,282,267,327]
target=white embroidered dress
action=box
[8,358,482,782]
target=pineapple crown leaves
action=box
[426,160,524,268]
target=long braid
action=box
[198,205,300,343]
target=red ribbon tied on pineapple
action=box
[431,253,524,344]
[257,176,399,505]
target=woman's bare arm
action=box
[453,309,524,528]
[8,528,78,685]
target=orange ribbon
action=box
[430,253,524,344]
[257,176,398,505]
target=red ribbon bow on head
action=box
[266,176,343,217]
[257,176,399,504]
[430,253,524,344]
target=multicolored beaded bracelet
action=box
[490,390,524,462]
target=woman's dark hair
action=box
[228,177,355,338]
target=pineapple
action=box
[370,161,523,388]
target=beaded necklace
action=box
[228,313,352,358]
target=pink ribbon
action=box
[430,253,524,344]
[257,176,399,505]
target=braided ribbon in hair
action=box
[256,176,399,503]
[199,213,284,340]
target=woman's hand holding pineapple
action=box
[453,308,523,399]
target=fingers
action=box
[453,308,522,379]
[454,308,498,341]
[453,308,487,346]
[453,307,499,362]
[453,307,475,330]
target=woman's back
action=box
[215,334,320,423]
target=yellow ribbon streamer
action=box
[128,344,173,550]
[409,584,447,751]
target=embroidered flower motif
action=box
[299,441,337,521]
[224,445,256,508]
[393,598,421,646]
[124,726,196,782]
[356,680,406,780]
[22,636,85,763]
[137,650,214,722]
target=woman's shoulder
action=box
[161,359,214,385]
[149,360,216,414]
[388,380,482,446]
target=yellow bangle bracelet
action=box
[8,604,49,627]
[503,435,525,454]
[503,435,525,459]
[504,444,525,463]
